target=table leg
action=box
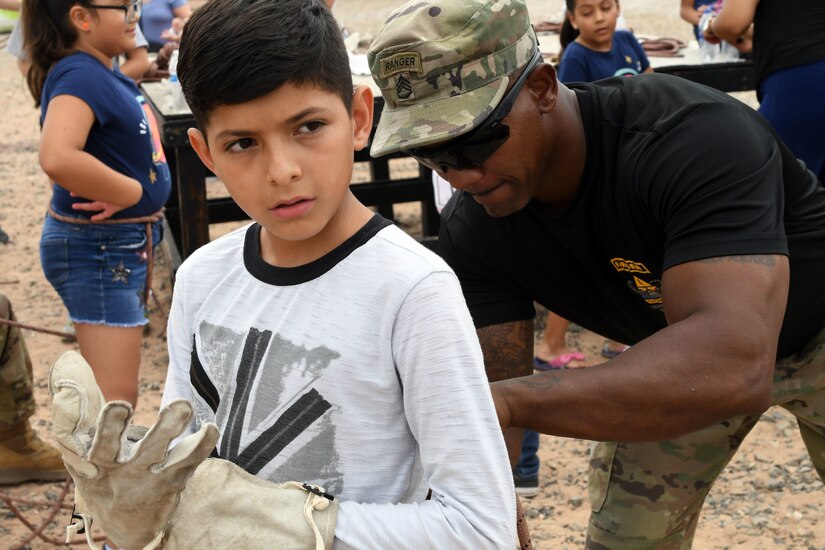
[174,145,210,259]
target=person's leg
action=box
[0,293,66,484]
[773,322,825,483]
[536,312,569,358]
[757,59,825,184]
[587,322,825,548]
[513,430,540,497]
[41,219,155,408]
[73,324,143,406]
[600,339,629,359]
[586,413,761,548]
[535,312,585,367]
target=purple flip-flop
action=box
[533,352,586,371]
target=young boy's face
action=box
[189,83,374,265]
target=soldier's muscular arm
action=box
[479,320,534,465]
[493,254,788,443]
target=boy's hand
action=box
[49,351,219,549]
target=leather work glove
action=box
[164,458,338,549]
[49,351,338,550]
[49,351,219,549]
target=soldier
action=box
[0,292,65,484]
[367,0,825,546]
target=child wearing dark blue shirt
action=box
[558,0,652,83]
[560,29,651,82]
[23,0,171,409]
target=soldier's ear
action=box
[529,63,558,114]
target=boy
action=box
[48,0,516,548]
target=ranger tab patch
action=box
[380,52,423,78]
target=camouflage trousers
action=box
[0,293,36,427]
[586,323,825,549]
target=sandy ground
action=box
[1,1,823,548]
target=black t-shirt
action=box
[753,0,825,84]
[439,74,825,359]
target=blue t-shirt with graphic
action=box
[558,30,650,83]
[40,52,171,220]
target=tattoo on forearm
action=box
[478,322,533,382]
[698,255,776,267]
[526,375,558,391]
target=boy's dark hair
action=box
[177,0,354,132]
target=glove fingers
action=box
[49,351,107,456]
[131,399,197,469]
[160,422,220,473]
[88,401,133,465]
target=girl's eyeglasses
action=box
[86,0,143,23]
[406,49,543,173]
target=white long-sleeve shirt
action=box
[162,216,516,549]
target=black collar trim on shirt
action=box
[243,214,393,286]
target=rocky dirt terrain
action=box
[1,1,822,548]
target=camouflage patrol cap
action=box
[368,0,538,157]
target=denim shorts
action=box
[40,212,163,327]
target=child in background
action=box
[558,0,652,82]
[8,16,151,86]
[140,0,191,52]
[517,0,641,498]
[47,0,516,547]
[22,0,171,407]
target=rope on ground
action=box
[534,20,562,33]
[638,37,688,57]
[0,317,77,342]
[0,477,106,548]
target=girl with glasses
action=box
[21,0,171,411]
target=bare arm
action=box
[477,320,534,465]
[705,0,757,45]
[0,0,20,10]
[680,0,708,26]
[491,254,788,442]
[40,95,143,209]
[120,46,150,82]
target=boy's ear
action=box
[188,128,216,173]
[351,85,374,152]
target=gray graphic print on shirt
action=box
[194,320,344,493]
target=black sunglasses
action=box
[406,49,543,173]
